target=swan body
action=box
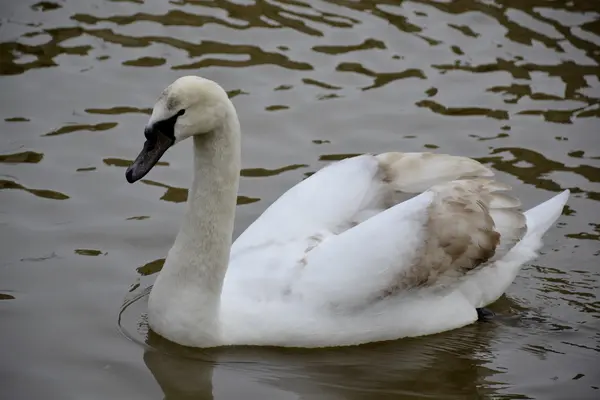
[125,76,570,348]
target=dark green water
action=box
[1,0,599,399]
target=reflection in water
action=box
[126,215,150,221]
[477,147,600,199]
[138,180,260,205]
[74,249,104,256]
[274,84,293,91]
[20,252,59,263]
[536,263,600,315]
[142,321,504,400]
[104,157,168,167]
[2,0,599,399]
[416,99,509,120]
[117,290,598,399]
[3,0,597,122]
[0,151,43,164]
[0,179,69,200]
[43,122,118,137]
[319,153,362,161]
[470,132,510,141]
[123,56,166,67]
[265,105,290,111]
[31,2,62,12]
[566,224,600,241]
[313,38,386,55]
[140,180,188,203]
[241,164,308,177]
[85,107,152,115]
[302,78,341,90]
[144,349,214,400]
[137,258,164,276]
[133,163,307,203]
[336,62,426,91]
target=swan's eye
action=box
[152,109,186,139]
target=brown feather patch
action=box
[383,179,511,296]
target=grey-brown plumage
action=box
[374,153,527,293]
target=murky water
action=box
[1,0,599,398]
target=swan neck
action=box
[148,106,240,346]
[177,116,241,284]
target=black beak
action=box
[126,126,174,183]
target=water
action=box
[1,0,599,398]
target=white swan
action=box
[125,75,570,348]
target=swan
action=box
[125,75,570,348]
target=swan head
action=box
[126,75,231,183]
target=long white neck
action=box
[148,105,241,347]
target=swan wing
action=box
[292,177,530,309]
[227,152,498,304]
[232,154,383,254]
[231,152,493,256]
[460,188,570,308]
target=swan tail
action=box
[462,189,570,308]
[522,189,570,248]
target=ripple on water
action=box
[477,147,600,199]
[126,215,150,221]
[122,56,166,67]
[75,166,96,172]
[74,249,105,256]
[137,258,165,277]
[240,164,308,177]
[1,0,599,399]
[31,2,62,12]
[0,179,69,200]
[103,157,168,168]
[43,122,118,137]
[85,107,152,115]
[0,151,43,164]
[335,62,426,91]
[138,179,260,205]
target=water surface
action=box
[1,0,599,399]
